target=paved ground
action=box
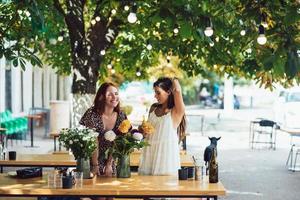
[185,107,300,200]
[2,106,300,200]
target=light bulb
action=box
[209,42,214,47]
[57,36,63,42]
[124,5,130,11]
[257,34,267,45]
[111,9,116,15]
[204,27,213,37]
[240,30,246,36]
[257,25,267,45]
[111,69,115,74]
[95,16,100,21]
[91,19,96,25]
[136,71,141,76]
[173,28,179,34]
[146,44,152,50]
[100,50,105,55]
[107,64,112,69]
[261,21,268,28]
[127,12,137,23]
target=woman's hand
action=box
[172,77,182,93]
[104,164,113,177]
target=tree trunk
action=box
[72,93,94,127]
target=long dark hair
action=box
[153,77,186,141]
[93,82,120,115]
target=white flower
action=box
[104,130,116,142]
[133,132,143,141]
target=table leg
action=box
[30,118,34,147]
[54,137,57,152]
[25,118,39,148]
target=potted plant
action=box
[59,128,98,178]
[104,119,154,178]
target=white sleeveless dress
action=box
[138,110,180,175]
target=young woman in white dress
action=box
[139,77,186,176]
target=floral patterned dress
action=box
[79,107,127,175]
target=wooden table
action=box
[0,154,76,173]
[280,128,300,171]
[26,114,42,148]
[0,173,226,199]
[0,153,194,173]
[49,132,61,152]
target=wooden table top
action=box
[0,153,193,167]
[27,114,42,119]
[0,173,226,197]
[0,154,76,167]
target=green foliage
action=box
[106,132,149,159]
[1,0,300,89]
[58,128,98,160]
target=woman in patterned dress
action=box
[79,82,127,177]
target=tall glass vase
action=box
[116,154,131,178]
[76,158,90,179]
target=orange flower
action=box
[139,120,154,136]
[118,119,131,134]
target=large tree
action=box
[1,0,300,120]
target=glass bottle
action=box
[209,148,218,183]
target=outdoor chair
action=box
[250,119,277,150]
[0,110,28,147]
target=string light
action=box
[111,68,116,74]
[100,50,106,55]
[209,42,214,47]
[204,18,213,37]
[257,25,267,45]
[173,28,179,34]
[91,19,96,25]
[146,41,152,51]
[111,9,117,15]
[57,36,63,42]
[127,4,137,23]
[240,30,246,36]
[95,16,101,21]
[136,68,141,76]
[124,5,130,11]
[107,64,112,69]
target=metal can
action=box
[195,166,204,180]
[195,166,200,180]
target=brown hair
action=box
[153,77,186,142]
[93,82,120,115]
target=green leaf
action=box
[12,59,18,67]
[180,23,193,38]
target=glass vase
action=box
[116,154,131,178]
[76,158,90,179]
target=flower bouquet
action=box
[104,119,154,178]
[59,128,98,178]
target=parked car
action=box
[274,87,300,128]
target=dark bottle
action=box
[209,148,218,183]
